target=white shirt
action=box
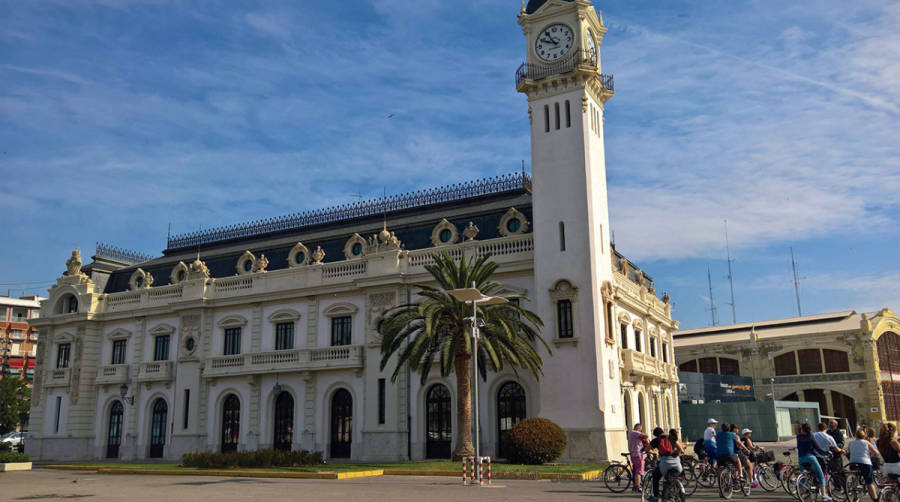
[704,426,717,442]
[813,431,837,452]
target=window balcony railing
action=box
[203,345,364,378]
[137,361,173,382]
[44,367,71,388]
[515,49,613,92]
[622,349,677,382]
[95,364,130,385]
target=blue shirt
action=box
[717,431,738,456]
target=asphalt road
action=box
[3,468,800,501]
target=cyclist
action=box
[878,423,900,478]
[828,419,845,450]
[739,428,759,488]
[627,423,649,492]
[648,426,683,502]
[704,418,718,465]
[814,422,843,482]
[798,422,831,502]
[717,422,750,480]
[847,427,879,502]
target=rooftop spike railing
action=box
[166,172,532,250]
[95,242,155,264]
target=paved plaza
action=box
[2,468,800,501]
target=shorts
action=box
[717,454,739,467]
[632,455,645,478]
[884,462,900,477]
[850,463,874,485]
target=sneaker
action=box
[820,496,833,502]
[750,482,759,488]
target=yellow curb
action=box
[383,469,461,477]
[335,469,384,479]
[44,465,105,471]
[45,466,384,480]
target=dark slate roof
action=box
[101,192,533,294]
[526,0,575,15]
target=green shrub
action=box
[0,451,30,463]
[506,417,567,465]
[182,449,323,469]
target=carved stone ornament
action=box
[430,219,459,247]
[498,207,530,237]
[288,242,310,268]
[252,253,269,273]
[311,246,326,265]
[344,233,367,260]
[170,261,189,284]
[661,292,670,304]
[188,257,210,280]
[462,221,479,241]
[128,268,154,290]
[366,224,403,253]
[548,279,578,301]
[648,281,656,294]
[65,249,87,278]
[236,250,256,275]
[600,280,614,303]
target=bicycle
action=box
[717,461,751,499]
[777,449,800,496]
[795,453,839,502]
[642,468,686,502]
[880,474,899,502]
[841,464,870,502]
[749,447,780,492]
[693,455,718,489]
[603,452,655,493]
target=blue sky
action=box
[1,0,898,329]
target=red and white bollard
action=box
[463,456,492,486]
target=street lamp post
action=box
[448,282,507,471]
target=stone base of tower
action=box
[560,427,628,462]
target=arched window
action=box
[497,382,526,459]
[638,393,647,428]
[653,396,660,428]
[330,389,352,458]
[57,294,78,314]
[679,360,697,372]
[624,393,633,430]
[274,392,294,451]
[719,358,740,376]
[665,396,672,429]
[149,398,167,458]
[221,394,240,453]
[544,105,550,132]
[774,352,797,376]
[426,384,452,458]
[878,332,900,420]
[565,100,571,128]
[554,102,560,130]
[106,401,124,459]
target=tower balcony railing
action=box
[515,49,613,92]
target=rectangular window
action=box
[558,221,566,251]
[509,298,521,319]
[153,335,170,361]
[331,317,352,346]
[554,102,560,130]
[275,322,294,351]
[224,328,241,355]
[56,343,70,368]
[620,324,628,349]
[565,100,571,128]
[55,396,62,433]
[183,389,190,429]
[797,348,823,374]
[556,299,573,338]
[649,337,657,358]
[774,352,797,376]
[111,339,127,365]
[718,358,740,376]
[634,330,642,352]
[679,359,697,372]
[823,349,849,373]
[544,105,550,132]
[662,342,669,363]
[378,378,386,425]
[698,357,718,374]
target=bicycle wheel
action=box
[757,464,779,492]
[739,474,751,497]
[843,472,862,502]
[781,465,796,495]
[663,479,686,502]
[796,473,819,502]
[830,473,849,502]
[680,470,699,497]
[718,467,735,500]
[787,469,803,499]
[641,472,654,502]
[603,463,632,493]
[695,462,716,488]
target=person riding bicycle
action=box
[878,423,900,480]
[739,428,759,488]
[798,422,832,502]
[716,422,750,480]
[704,418,718,465]
[814,422,844,480]
[648,427,683,502]
[846,427,880,502]
[627,423,649,493]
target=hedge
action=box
[0,451,30,463]
[182,449,322,469]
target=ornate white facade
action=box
[27,0,679,463]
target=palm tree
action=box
[379,251,547,460]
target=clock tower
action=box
[517,0,623,460]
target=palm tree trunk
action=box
[452,354,475,460]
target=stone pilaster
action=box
[250,303,262,353]
[248,376,260,451]
[306,297,318,347]
[198,309,213,431]
[302,372,316,450]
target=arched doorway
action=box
[496,381,526,459]
[149,398,167,458]
[330,389,352,458]
[106,400,124,459]
[624,392,633,430]
[426,384,452,458]
[221,394,240,453]
[273,392,294,451]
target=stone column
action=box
[250,303,262,352]
[125,317,145,460]
[302,372,317,451]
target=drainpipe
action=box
[406,287,411,460]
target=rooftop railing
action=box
[95,242,155,264]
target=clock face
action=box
[586,30,597,66]
[535,24,573,62]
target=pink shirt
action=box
[628,430,646,457]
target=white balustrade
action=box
[203,345,363,377]
[322,261,367,279]
[214,276,253,293]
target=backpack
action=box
[657,436,674,456]
[693,438,706,456]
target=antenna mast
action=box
[790,247,805,316]
[724,220,737,324]
[706,266,718,326]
